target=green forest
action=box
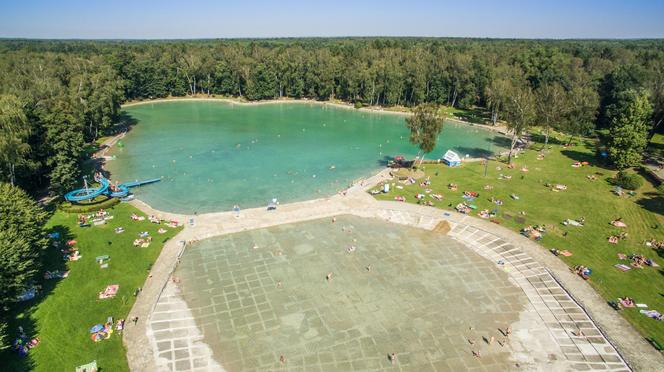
[1,37,664,364]
[0,37,663,195]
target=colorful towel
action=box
[614,264,631,272]
[99,284,119,299]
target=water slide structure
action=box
[64,174,160,202]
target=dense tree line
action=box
[0,183,48,349]
[1,38,663,192]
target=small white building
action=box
[442,150,461,167]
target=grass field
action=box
[2,203,182,371]
[374,137,664,347]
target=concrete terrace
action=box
[121,169,663,371]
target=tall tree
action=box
[559,85,599,145]
[504,84,536,163]
[535,82,566,149]
[405,103,445,164]
[0,182,48,349]
[0,95,30,186]
[42,100,86,194]
[606,89,653,169]
[485,78,511,126]
[647,59,664,141]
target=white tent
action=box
[442,150,461,167]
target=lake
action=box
[107,101,505,213]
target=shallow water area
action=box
[172,215,527,371]
[108,101,506,213]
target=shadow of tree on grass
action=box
[636,191,664,216]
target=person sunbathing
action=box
[608,236,619,244]
[394,195,405,202]
[619,297,635,307]
[448,183,458,191]
[455,203,471,214]
[574,265,591,279]
[431,193,443,200]
[550,249,572,257]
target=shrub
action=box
[615,171,644,190]
[59,196,120,213]
[354,100,363,109]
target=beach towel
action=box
[614,264,631,272]
[637,304,648,308]
[564,219,582,227]
[640,310,662,319]
[99,284,119,299]
[612,221,627,228]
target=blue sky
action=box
[1,0,663,39]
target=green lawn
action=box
[375,139,664,347]
[439,105,494,125]
[2,203,182,371]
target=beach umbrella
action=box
[89,324,104,333]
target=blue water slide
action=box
[64,177,110,202]
[64,177,161,202]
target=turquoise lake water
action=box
[107,101,506,213]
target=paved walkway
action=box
[122,169,663,371]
